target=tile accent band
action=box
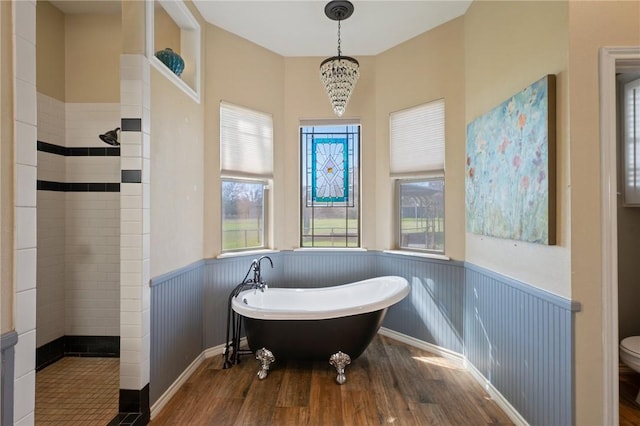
[37,180,120,192]
[121,118,142,132]
[38,140,120,157]
[121,170,142,183]
[36,336,120,371]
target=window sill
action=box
[382,250,450,261]
[217,249,280,259]
[293,247,368,252]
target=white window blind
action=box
[220,102,273,178]
[390,99,445,176]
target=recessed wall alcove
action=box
[146,0,201,103]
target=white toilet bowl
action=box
[620,336,640,404]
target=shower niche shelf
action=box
[146,0,201,103]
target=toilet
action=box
[620,336,640,404]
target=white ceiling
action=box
[48,0,472,57]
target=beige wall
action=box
[464,1,571,297]
[282,55,376,249]
[150,0,205,277]
[154,4,180,56]
[36,0,65,101]
[121,0,144,55]
[375,17,466,258]
[1,0,14,334]
[203,25,285,256]
[568,1,640,424]
[150,68,205,277]
[65,13,120,103]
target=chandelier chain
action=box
[320,0,359,117]
[337,20,342,56]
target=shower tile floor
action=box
[35,357,119,425]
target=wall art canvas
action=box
[465,75,556,245]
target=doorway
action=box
[599,46,640,426]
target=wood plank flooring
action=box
[619,363,640,426]
[151,335,513,425]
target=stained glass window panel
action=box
[300,123,360,247]
[312,138,348,203]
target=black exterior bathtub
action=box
[243,308,388,361]
[232,276,410,363]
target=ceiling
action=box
[49,0,472,57]
[193,1,471,57]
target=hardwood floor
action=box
[620,363,640,426]
[151,335,513,425]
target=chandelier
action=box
[319,0,360,117]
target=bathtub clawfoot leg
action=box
[255,348,275,380]
[329,351,351,385]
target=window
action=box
[220,102,273,251]
[623,76,640,205]
[221,180,266,250]
[390,99,445,253]
[300,122,360,247]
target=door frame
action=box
[599,46,640,426]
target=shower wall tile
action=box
[37,93,65,146]
[13,330,35,380]
[119,53,151,398]
[37,151,65,182]
[15,164,36,207]
[36,95,121,342]
[64,192,120,337]
[15,289,36,335]
[121,157,142,170]
[65,103,120,148]
[121,143,142,158]
[120,131,142,146]
[13,372,35,424]
[15,207,36,250]
[35,191,65,347]
[13,2,38,423]
[15,76,36,126]
[16,121,37,166]
[13,0,35,44]
[15,248,36,294]
[15,35,35,85]
[65,156,120,183]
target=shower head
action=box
[99,127,120,146]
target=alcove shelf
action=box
[146,0,201,103]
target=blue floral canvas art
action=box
[465,75,556,245]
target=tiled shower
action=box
[36,92,120,366]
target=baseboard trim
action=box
[378,327,465,367]
[150,352,205,420]
[378,327,528,426]
[150,338,247,420]
[464,360,529,426]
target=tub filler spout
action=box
[250,255,273,292]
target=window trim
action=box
[299,121,361,248]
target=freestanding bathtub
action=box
[231,275,410,383]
